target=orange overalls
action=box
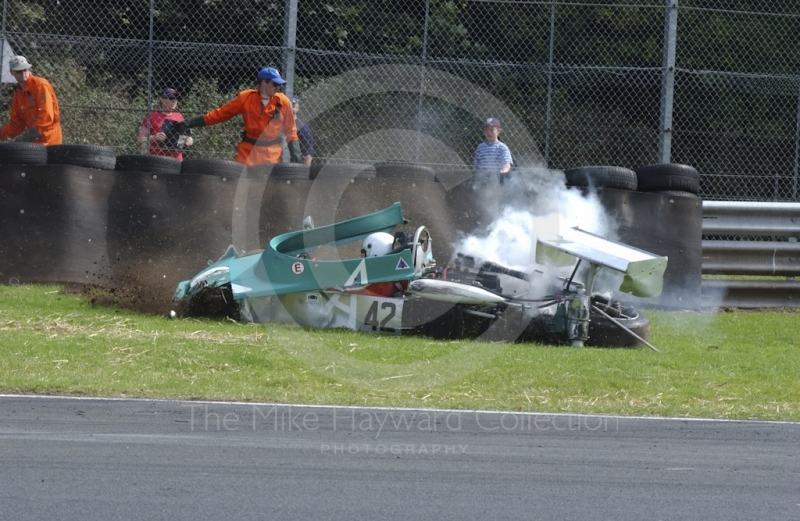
[0,73,62,145]
[202,90,298,166]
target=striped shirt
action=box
[473,141,513,172]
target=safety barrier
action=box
[0,164,702,312]
[702,201,800,308]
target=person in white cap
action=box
[173,67,300,166]
[473,117,512,178]
[0,55,62,145]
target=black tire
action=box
[115,154,181,175]
[181,158,246,178]
[375,162,436,181]
[270,163,310,180]
[47,144,116,170]
[564,166,638,191]
[0,142,48,165]
[651,190,700,199]
[635,163,700,195]
[312,163,376,180]
[586,297,650,348]
[246,163,274,179]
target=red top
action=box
[140,111,185,160]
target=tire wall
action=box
[0,165,701,308]
[106,171,238,294]
[0,165,114,284]
[597,189,702,308]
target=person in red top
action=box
[137,87,194,160]
[0,55,62,145]
[174,67,302,166]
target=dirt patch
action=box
[66,256,188,316]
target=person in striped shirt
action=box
[473,117,513,180]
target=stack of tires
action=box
[375,162,436,182]
[633,163,700,199]
[181,158,246,179]
[563,165,638,191]
[116,154,181,176]
[0,142,48,165]
[562,163,701,199]
[47,144,116,170]
[311,163,376,181]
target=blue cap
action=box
[484,117,501,128]
[160,87,178,98]
[257,67,286,85]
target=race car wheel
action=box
[0,142,48,165]
[181,158,246,178]
[586,296,651,348]
[415,305,466,340]
[47,144,116,170]
[184,284,238,319]
[115,154,182,175]
[634,163,700,195]
[375,162,436,181]
[564,166,638,191]
[312,163,376,180]
[270,163,310,180]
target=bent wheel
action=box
[586,297,650,348]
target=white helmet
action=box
[361,232,395,257]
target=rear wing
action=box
[536,227,668,298]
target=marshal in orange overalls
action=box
[0,73,62,145]
[202,90,298,166]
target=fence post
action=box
[793,79,800,201]
[658,0,678,164]
[283,0,298,99]
[1,0,7,108]
[544,1,556,166]
[143,0,154,154]
[415,0,431,165]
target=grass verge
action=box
[0,284,798,420]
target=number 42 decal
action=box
[364,301,397,328]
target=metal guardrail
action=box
[701,201,800,308]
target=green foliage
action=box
[1,58,252,160]
[7,0,46,31]
[1,0,797,192]
[176,77,251,160]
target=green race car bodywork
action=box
[175,202,425,302]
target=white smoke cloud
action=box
[453,167,615,260]
[450,166,623,295]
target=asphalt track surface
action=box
[1,395,798,520]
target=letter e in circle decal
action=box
[291,261,305,275]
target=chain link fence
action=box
[1,0,798,201]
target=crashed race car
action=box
[174,202,667,348]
